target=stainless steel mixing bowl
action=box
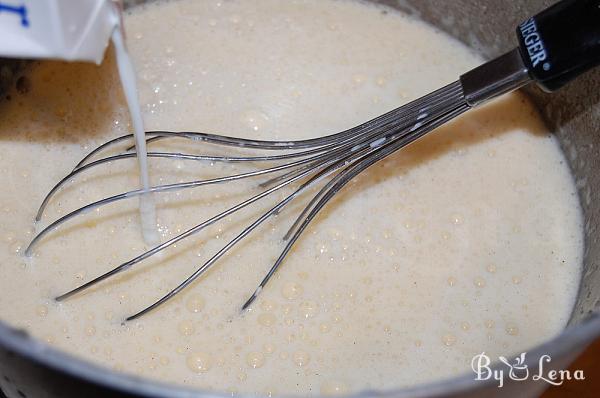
[1,0,599,397]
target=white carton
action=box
[0,0,121,64]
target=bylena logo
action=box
[519,18,548,69]
[471,352,585,388]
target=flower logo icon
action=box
[498,352,529,381]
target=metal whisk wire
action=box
[21,0,599,321]
[26,80,468,320]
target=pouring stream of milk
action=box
[110,27,159,245]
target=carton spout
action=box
[0,0,121,64]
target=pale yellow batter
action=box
[0,0,583,396]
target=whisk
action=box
[24,0,600,321]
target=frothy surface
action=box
[0,0,582,395]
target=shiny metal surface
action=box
[460,48,531,107]
[27,80,466,321]
[0,0,599,397]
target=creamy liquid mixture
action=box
[0,0,583,395]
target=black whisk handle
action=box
[517,0,600,92]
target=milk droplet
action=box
[281,282,303,300]
[319,323,331,333]
[178,320,195,336]
[260,300,277,312]
[258,313,277,327]
[263,343,275,354]
[320,380,349,395]
[36,305,49,317]
[505,323,519,336]
[186,294,205,313]
[292,350,310,367]
[241,109,269,132]
[246,351,265,369]
[299,301,319,318]
[187,352,213,373]
[442,334,456,346]
[85,326,96,337]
